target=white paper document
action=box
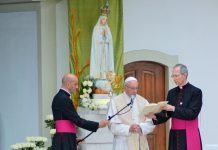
[142,101,168,115]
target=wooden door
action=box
[124,61,166,150]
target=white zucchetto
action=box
[124,77,137,84]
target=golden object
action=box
[106,71,115,83]
[94,87,109,94]
[100,0,110,17]
[111,74,123,93]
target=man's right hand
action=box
[99,120,110,128]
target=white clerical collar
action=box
[61,88,71,96]
[179,81,188,89]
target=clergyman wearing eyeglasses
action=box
[147,63,203,150]
[107,76,155,150]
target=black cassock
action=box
[153,82,202,150]
[51,89,99,150]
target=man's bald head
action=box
[61,73,78,93]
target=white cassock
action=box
[107,92,155,150]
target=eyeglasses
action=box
[125,85,139,90]
[171,74,181,78]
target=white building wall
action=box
[0,11,39,150]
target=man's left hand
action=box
[161,104,175,112]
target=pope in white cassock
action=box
[107,77,155,150]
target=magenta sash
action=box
[172,118,201,150]
[55,120,77,133]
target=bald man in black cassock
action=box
[52,73,109,150]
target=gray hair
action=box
[174,64,188,75]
